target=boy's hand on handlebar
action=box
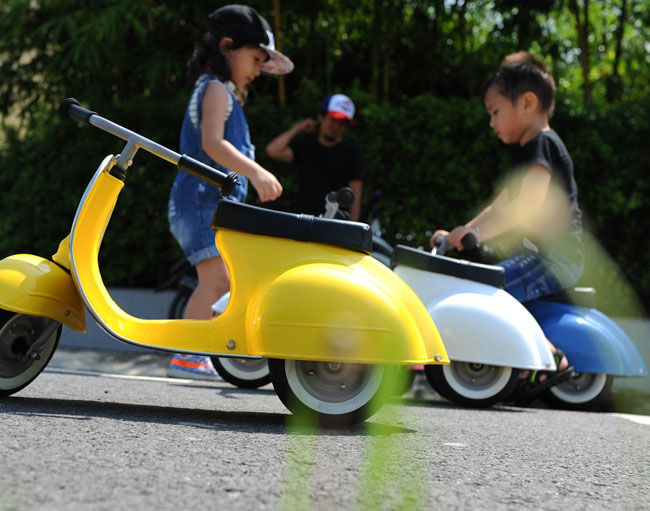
[430,229,449,248]
[251,168,283,202]
[448,226,478,251]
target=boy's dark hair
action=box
[484,51,557,117]
[186,5,271,84]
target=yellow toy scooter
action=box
[0,99,447,427]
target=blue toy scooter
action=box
[428,234,648,410]
[524,293,647,409]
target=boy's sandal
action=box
[512,349,574,406]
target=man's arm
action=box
[348,179,363,222]
[265,119,317,163]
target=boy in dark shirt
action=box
[265,94,363,220]
[431,51,583,394]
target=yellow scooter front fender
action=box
[0,254,86,332]
[247,257,448,365]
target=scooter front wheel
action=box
[540,372,613,411]
[0,310,61,397]
[425,362,521,407]
[268,358,392,428]
[210,357,271,389]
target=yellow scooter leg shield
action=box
[216,229,448,365]
[0,254,86,332]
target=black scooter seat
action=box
[392,244,505,288]
[212,199,372,254]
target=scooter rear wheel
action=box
[0,311,61,397]
[540,372,613,411]
[268,358,393,428]
[425,362,521,407]
[210,357,271,389]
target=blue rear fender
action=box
[526,300,648,377]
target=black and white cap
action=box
[208,4,294,75]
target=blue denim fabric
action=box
[497,249,566,303]
[168,75,251,264]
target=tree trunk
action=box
[272,0,286,106]
[607,0,627,102]
[516,4,531,50]
[570,0,593,105]
[370,0,382,98]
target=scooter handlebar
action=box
[433,232,478,255]
[59,98,96,125]
[177,155,239,197]
[58,98,239,196]
[336,187,355,209]
[461,232,478,250]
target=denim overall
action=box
[168,75,251,264]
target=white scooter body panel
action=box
[394,265,556,371]
[212,292,230,315]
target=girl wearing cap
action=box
[167,5,293,378]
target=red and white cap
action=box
[322,94,355,124]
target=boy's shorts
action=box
[168,177,227,266]
[497,248,581,303]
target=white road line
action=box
[612,413,650,426]
[44,367,195,384]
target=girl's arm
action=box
[201,81,282,202]
[448,165,551,249]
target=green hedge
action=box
[1,90,648,316]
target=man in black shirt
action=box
[265,94,363,220]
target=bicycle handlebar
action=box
[59,98,239,196]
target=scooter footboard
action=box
[527,300,648,377]
[247,260,448,365]
[0,254,86,332]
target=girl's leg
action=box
[183,256,230,320]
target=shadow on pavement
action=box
[1,396,415,437]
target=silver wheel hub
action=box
[549,372,608,403]
[442,361,512,399]
[218,357,269,380]
[0,315,59,379]
[286,360,384,415]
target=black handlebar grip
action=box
[336,187,355,209]
[59,98,96,124]
[461,232,478,250]
[221,171,239,198]
[178,155,239,197]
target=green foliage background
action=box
[1,0,648,315]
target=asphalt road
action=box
[1,369,648,511]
